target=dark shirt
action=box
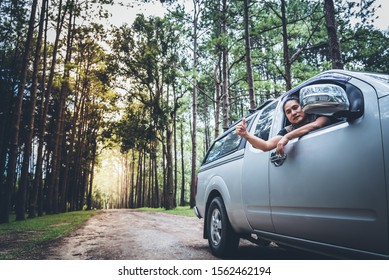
[277,114,318,136]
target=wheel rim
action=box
[210,207,222,246]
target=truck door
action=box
[269,79,388,256]
[242,101,278,232]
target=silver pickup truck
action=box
[194,70,389,259]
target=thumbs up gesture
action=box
[236,117,247,137]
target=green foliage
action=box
[115,101,156,153]
[343,28,389,73]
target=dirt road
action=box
[39,209,327,260]
[39,209,215,260]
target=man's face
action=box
[284,100,306,125]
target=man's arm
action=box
[276,116,331,154]
[244,131,281,151]
[236,117,281,151]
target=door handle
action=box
[270,152,287,167]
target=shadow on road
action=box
[216,242,334,260]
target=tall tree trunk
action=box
[1,0,38,223]
[151,138,159,208]
[214,53,222,138]
[77,106,90,210]
[129,150,135,208]
[165,123,174,209]
[203,86,210,151]
[281,0,292,91]
[0,79,12,217]
[190,0,201,208]
[147,154,152,207]
[244,0,256,110]
[221,0,230,131]
[86,139,97,210]
[136,151,143,208]
[173,85,178,208]
[79,158,87,209]
[126,153,130,208]
[152,152,159,208]
[179,121,185,206]
[324,0,344,69]
[221,49,230,131]
[142,152,147,207]
[70,101,85,210]
[0,78,12,220]
[161,134,166,207]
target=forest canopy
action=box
[0,0,388,223]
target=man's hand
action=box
[236,117,247,137]
[276,135,290,155]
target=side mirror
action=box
[300,84,350,116]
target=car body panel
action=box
[197,149,253,233]
[241,103,277,233]
[268,78,388,255]
[379,95,389,251]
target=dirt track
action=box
[41,209,217,260]
[37,209,328,260]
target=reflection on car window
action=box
[253,101,278,140]
[205,118,253,164]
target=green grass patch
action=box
[0,210,98,260]
[138,206,195,217]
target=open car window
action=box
[253,101,278,140]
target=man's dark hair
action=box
[282,95,300,112]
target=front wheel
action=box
[206,196,239,258]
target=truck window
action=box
[204,131,242,163]
[253,101,278,140]
[204,118,254,164]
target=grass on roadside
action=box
[137,206,195,217]
[0,210,98,260]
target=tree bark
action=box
[281,0,292,91]
[324,0,344,69]
[244,0,256,110]
[129,150,136,208]
[190,0,201,208]
[179,121,185,206]
[86,139,97,210]
[221,0,230,131]
[165,123,174,209]
[214,53,222,139]
[173,85,178,208]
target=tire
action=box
[206,196,239,258]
